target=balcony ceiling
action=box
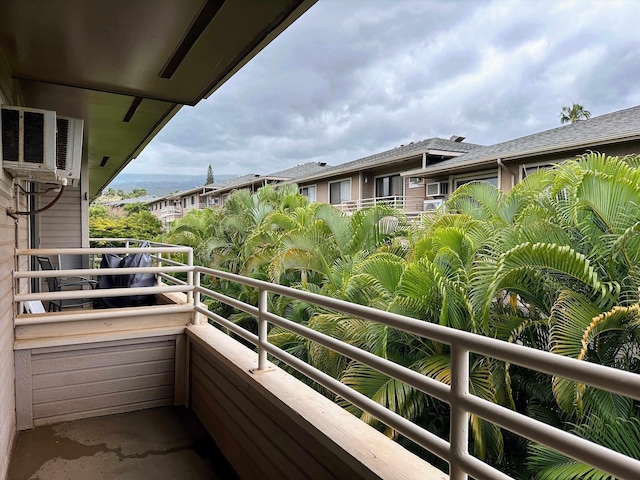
[0,0,314,197]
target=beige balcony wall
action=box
[0,50,25,479]
[188,325,446,480]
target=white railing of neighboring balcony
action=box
[13,239,640,480]
[333,195,406,212]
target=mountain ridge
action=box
[106,173,238,197]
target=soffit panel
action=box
[0,0,305,105]
[19,80,176,195]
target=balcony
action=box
[184,202,207,211]
[156,207,183,226]
[333,195,407,213]
[9,239,640,479]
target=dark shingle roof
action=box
[291,137,483,183]
[213,173,262,189]
[207,163,333,194]
[267,162,332,180]
[422,105,640,173]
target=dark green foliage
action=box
[89,205,161,240]
[160,155,640,478]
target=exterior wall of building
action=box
[361,172,374,199]
[0,170,20,480]
[449,143,640,195]
[314,181,329,204]
[0,54,23,479]
[405,178,427,212]
[38,185,83,250]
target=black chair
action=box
[36,256,98,312]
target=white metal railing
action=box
[184,202,206,210]
[12,239,640,479]
[14,238,193,322]
[192,266,640,480]
[334,195,406,212]
[159,206,182,218]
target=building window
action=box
[191,195,195,205]
[520,162,555,181]
[375,174,403,198]
[300,185,317,202]
[452,173,499,190]
[408,177,425,189]
[329,179,351,204]
[183,198,187,208]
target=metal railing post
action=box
[450,344,469,480]
[157,252,163,285]
[257,288,268,370]
[186,249,194,303]
[193,270,201,325]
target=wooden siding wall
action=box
[188,325,445,480]
[0,50,24,480]
[315,181,329,203]
[405,179,426,212]
[15,337,178,429]
[190,344,371,479]
[0,176,18,480]
[361,174,374,199]
[38,184,82,250]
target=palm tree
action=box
[560,102,591,124]
[168,160,640,476]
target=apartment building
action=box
[403,104,640,198]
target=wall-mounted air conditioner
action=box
[56,115,84,183]
[1,106,58,182]
[423,199,444,211]
[426,181,448,197]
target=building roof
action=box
[267,162,332,180]
[290,137,483,184]
[409,105,640,176]
[202,162,333,196]
[214,173,263,188]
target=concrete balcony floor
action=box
[7,407,237,480]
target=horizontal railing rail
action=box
[14,239,194,315]
[193,265,640,480]
[334,195,407,212]
[12,238,640,479]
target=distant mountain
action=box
[106,173,238,197]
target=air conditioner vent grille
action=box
[56,117,69,169]
[1,108,19,160]
[23,111,45,163]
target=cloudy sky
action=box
[123,0,640,176]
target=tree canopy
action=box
[206,164,214,185]
[560,102,591,124]
[90,204,161,240]
[162,153,640,477]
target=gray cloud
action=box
[125,0,640,176]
